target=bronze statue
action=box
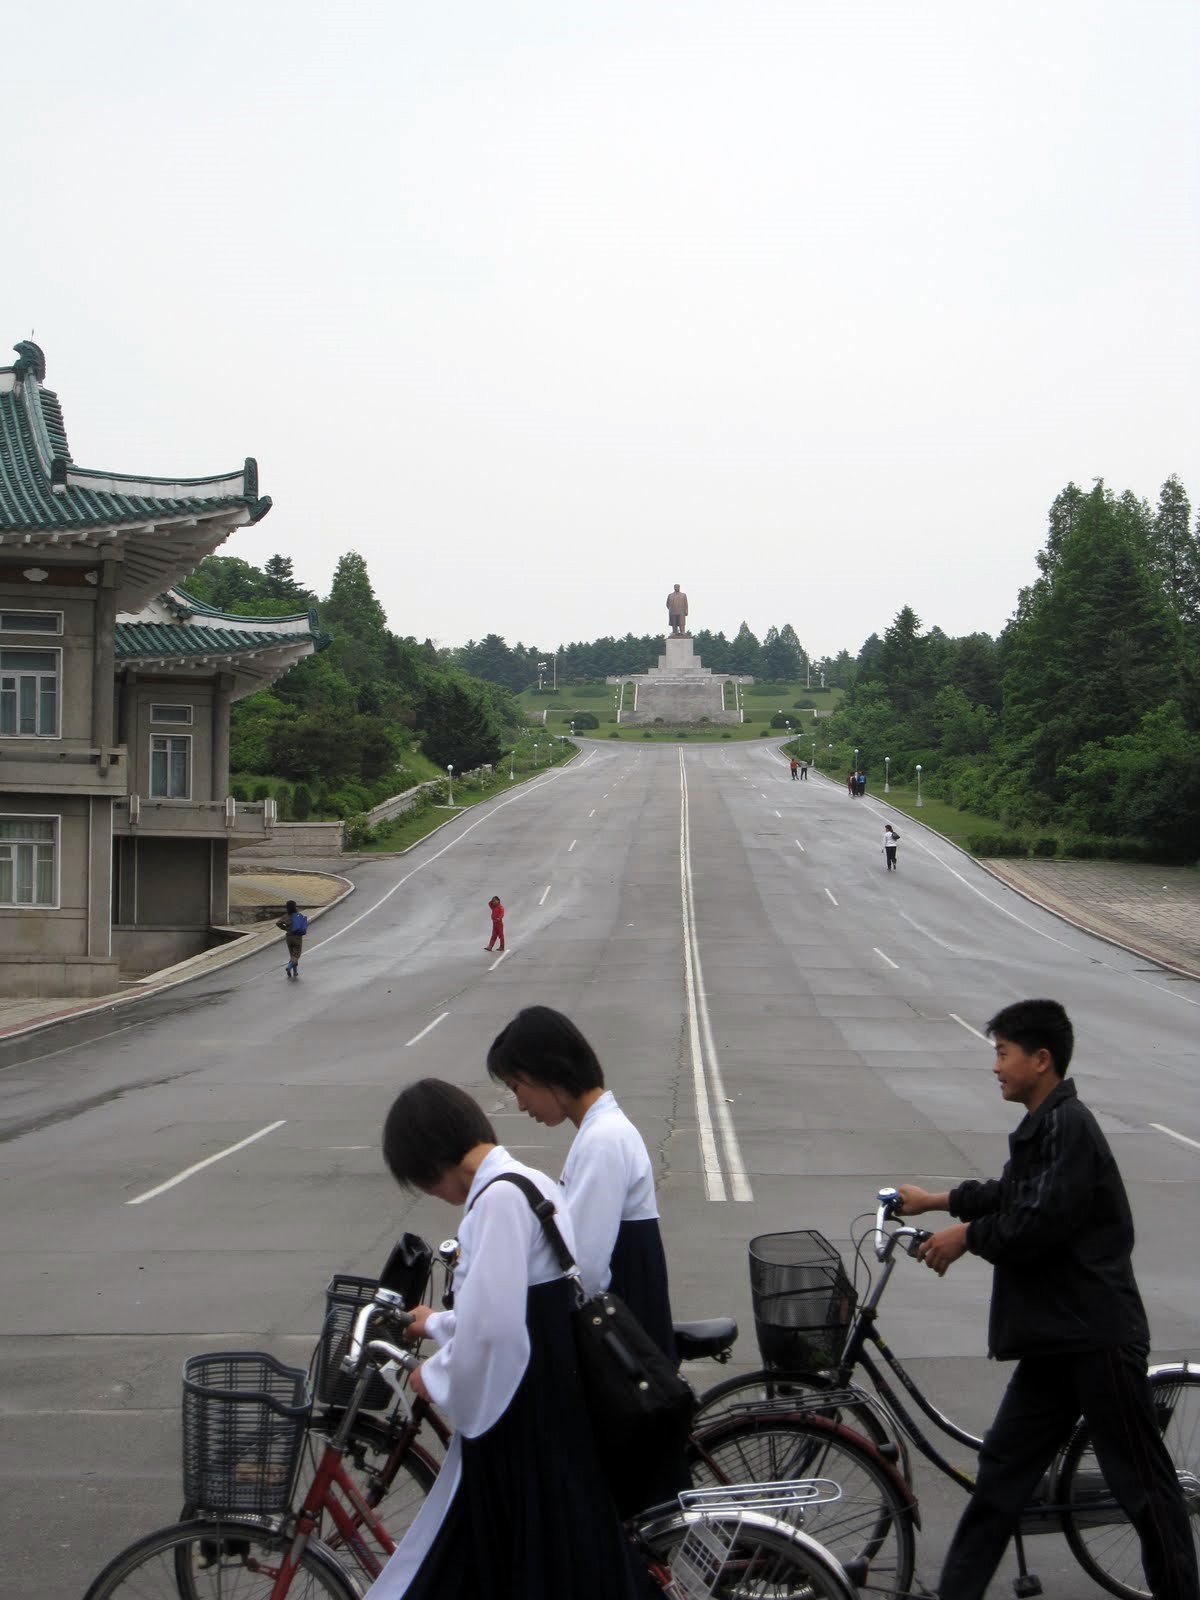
[666,584,689,637]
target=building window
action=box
[0,816,57,907]
[0,611,62,635]
[150,734,190,798]
[0,648,60,737]
[150,704,194,725]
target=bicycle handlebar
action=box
[873,1186,933,1263]
[342,1288,415,1378]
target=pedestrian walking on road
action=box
[277,898,308,978]
[790,756,799,780]
[488,1004,686,1514]
[485,894,505,953]
[898,999,1199,1600]
[848,770,856,796]
[883,825,900,870]
[856,770,867,796]
[800,760,808,780]
[370,1079,643,1600]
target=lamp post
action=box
[534,741,539,767]
[810,737,817,767]
[537,660,547,692]
[508,748,515,780]
[884,755,890,795]
[853,747,859,779]
[446,763,454,805]
[570,720,575,742]
[916,763,923,808]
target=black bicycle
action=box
[691,1185,1200,1600]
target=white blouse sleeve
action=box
[416,1182,534,1438]
[560,1129,629,1296]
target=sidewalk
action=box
[0,865,354,1043]
[979,858,1200,980]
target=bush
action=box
[721,732,732,739]
[572,711,600,730]
[642,730,653,739]
[292,783,313,821]
[966,833,1029,857]
[793,699,817,709]
[758,729,772,737]
[342,813,374,850]
[608,730,620,738]
[252,782,272,804]
[769,712,792,729]
[230,782,249,803]
[677,730,689,738]
[1032,836,1058,858]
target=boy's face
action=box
[991,1034,1057,1108]
[505,1075,569,1127]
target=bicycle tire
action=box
[329,1411,440,1546]
[1058,1365,1200,1600]
[637,1503,859,1599]
[695,1365,894,1443]
[81,1518,356,1600]
[688,1409,917,1599]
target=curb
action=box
[0,871,356,1045]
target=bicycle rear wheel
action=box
[637,1505,858,1600]
[688,1410,916,1598]
[694,1366,896,1449]
[81,1518,356,1600]
[1058,1366,1200,1600]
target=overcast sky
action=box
[6,1,1197,660]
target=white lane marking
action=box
[794,839,805,853]
[405,1012,449,1047]
[824,888,838,906]
[538,884,551,906]
[774,810,782,818]
[1150,1123,1200,1153]
[950,1013,989,1041]
[127,1120,286,1206]
[680,762,725,1203]
[307,753,594,956]
[679,751,753,1202]
[873,948,899,969]
[488,951,510,972]
[568,839,577,852]
[589,808,596,817]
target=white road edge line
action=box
[873,947,899,969]
[1150,1122,1200,1153]
[824,888,838,906]
[405,1012,450,1048]
[950,1013,989,1041]
[127,1120,286,1206]
[488,951,510,972]
[538,884,551,906]
[680,751,753,1202]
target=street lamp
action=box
[853,747,859,778]
[916,763,923,808]
[446,763,454,805]
[810,737,817,767]
[508,748,515,780]
[570,721,575,741]
[537,660,547,692]
[534,741,539,767]
[884,755,890,794]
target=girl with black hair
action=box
[368,1077,643,1600]
[487,1005,676,1363]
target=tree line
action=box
[819,475,1200,858]
[184,551,524,810]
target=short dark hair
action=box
[986,999,1074,1076]
[487,1006,605,1096]
[382,1079,496,1189]
[285,899,298,913]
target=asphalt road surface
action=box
[2,742,1198,1599]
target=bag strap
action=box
[470,1171,586,1301]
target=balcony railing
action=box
[113,796,276,837]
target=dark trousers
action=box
[939,1346,1198,1600]
[884,846,897,870]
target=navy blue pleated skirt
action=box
[609,1216,676,1363]
[400,1277,649,1600]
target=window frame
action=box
[0,645,63,739]
[0,813,60,910]
[149,732,192,800]
[0,610,64,636]
[149,703,194,726]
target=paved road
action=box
[2,742,1197,1598]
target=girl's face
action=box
[506,1076,570,1127]
[420,1169,472,1205]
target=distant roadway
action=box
[2,742,1197,1597]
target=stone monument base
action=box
[607,636,750,725]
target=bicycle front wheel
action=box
[689,1410,916,1599]
[637,1505,858,1600]
[1058,1366,1200,1600]
[82,1518,357,1600]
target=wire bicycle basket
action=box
[665,1481,843,1600]
[749,1231,858,1369]
[182,1351,309,1516]
[315,1274,394,1412]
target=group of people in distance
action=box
[364,1000,1198,1600]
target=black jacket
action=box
[949,1079,1149,1360]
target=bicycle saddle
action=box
[673,1318,738,1361]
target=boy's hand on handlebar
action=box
[408,1362,430,1401]
[917,1224,969,1276]
[896,1184,938,1215]
[405,1305,436,1342]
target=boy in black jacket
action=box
[899,998,1198,1600]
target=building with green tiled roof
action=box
[0,340,320,995]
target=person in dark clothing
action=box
[276,898,307,978]
[899,999,1198,1600]
[790,757,799,780]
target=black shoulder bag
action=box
[477,1172,695,1511]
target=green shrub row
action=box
[966,833,1163,862]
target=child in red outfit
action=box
[485,894,505,952]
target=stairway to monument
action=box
[608,635,747,725]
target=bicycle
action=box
[690,1186,1200,1599]
[305,1246,916,1593]
[81,1282,861,1600]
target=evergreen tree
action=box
[1147,476,1194,620]
[324,551,389,638]
[729,622,762,676]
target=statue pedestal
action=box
[606,635,751,725]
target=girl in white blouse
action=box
[366,1078,642,1600]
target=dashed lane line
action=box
[405,1013,449,1047]
[873,948,899,969]
[127,1120,287,1206]
[950,1013,988,1042]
